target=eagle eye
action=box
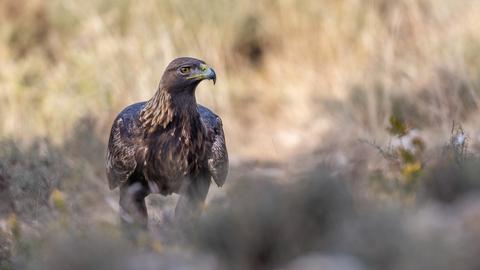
[179,66,191,74]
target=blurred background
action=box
[1,0,480,269]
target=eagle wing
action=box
[106,103,144,190]
[198,105,229,187]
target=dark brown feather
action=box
[198,105,229,187]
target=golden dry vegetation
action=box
[2,0,480,158]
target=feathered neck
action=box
[139,88,200,134]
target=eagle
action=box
[106,57,228,228]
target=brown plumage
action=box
[106,57,228,227]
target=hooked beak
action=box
[188,64,217,85]
[206,67,217,85]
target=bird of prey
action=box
[106,57,228,228]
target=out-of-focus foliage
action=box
[2,162,480,270]
[0,139,64,221]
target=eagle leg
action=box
[119,178,150,232]
[175,175,211,224]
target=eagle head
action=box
[159,57,216,94]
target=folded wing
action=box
[106,104,143,190]
[198,105,229,187]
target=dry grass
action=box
[1,0,480,160]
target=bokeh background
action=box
[1,0,480,269]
